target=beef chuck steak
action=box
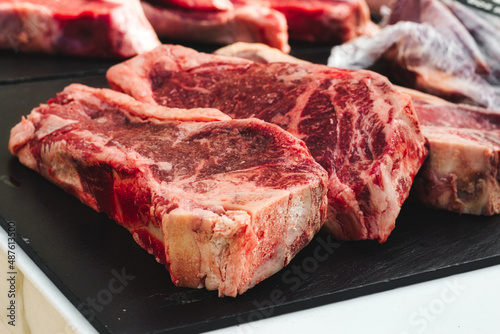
[106,44,428,242]
[0,0,160,58]
[9,84,328,297]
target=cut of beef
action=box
[107,44,428,242]
[0,0,161,58]
[217,42,500,216]
[9,84,328,297]
[398,87,500,215]
[260,0,377,44]
[141,1,290,53]
[141,0,374,51]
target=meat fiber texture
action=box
[141,0,290,53]
[8,84,328,297]
[217,42,500,217]
[398,87,500,216]
[106,44,428,243]
[328,0,500,109]
[0,0,161,58]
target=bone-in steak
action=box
[0,0,160,58]
[222,42,500,217]
[399,87,500,215]
[107,44,428,242]
[9,84,328,297]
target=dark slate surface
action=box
[0,50,118,84]
[0,43,328,85]
[1,53,500,334]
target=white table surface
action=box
[209,264,500,334]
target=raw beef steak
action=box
[107,44,428,242]
[0,0,160,58]
[141,1,290,52]
[399,87,500,215]
[259,0,377,44]
[9,84,328,297]
[217,42,500,216]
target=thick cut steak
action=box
[107,44,428,242]
[141,1,290,53]
[217,42,500,216]
[260,0,377,44]
[399,88,500,215]
[9,84,328,297]
[0,0,160,58]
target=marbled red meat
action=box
[217,42,500,217]
[0,0,160,58]
[107,44,428,242]
[8,84,328,297]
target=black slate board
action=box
[1,54,500,334]
[0,42,330,85]
[0,51,118,85]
